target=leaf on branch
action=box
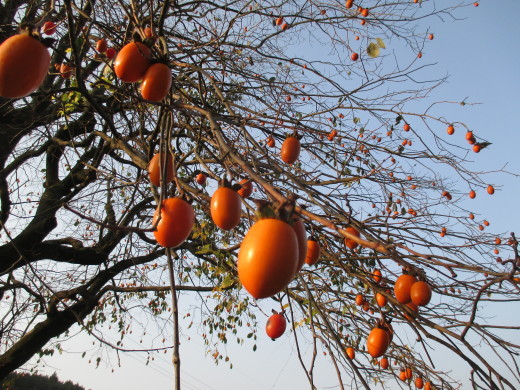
[376,38,386,49]
[367,42,381,58]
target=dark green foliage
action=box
[1,372,87,390]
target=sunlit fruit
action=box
[394,274,418,303]
[376,293,387,307]
[0,32,50,98]
[305,239,320,266]
[373,269,382,283]
[141,63,172,101]
[281,136,301,164]
[210,187,242,230]
[114,42,152,82]
[411,281,432,306]
[238,218,299,299]
[346,347,355,359]
[237,179,253,198]
[447,125,454,135]
[148,152,174,187]
[366,327,390,358]
[266,313,286,339]
[153,198,195,248]
[487,185,495,195]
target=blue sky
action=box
[31,1,520,389]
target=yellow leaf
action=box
[367,42,380,58]
[376,38,386,49]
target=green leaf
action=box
[376,38,386,49]
[353,117,360,124]
[268,76,276,82]
[367,42,380,58]
[220,275,235,289]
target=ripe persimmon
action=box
[42,21,57,35]
[380,357,389,369]
[96,38,108,53]
[114,42,152,83]
[266,313,286,339]
[469,190,476,199]
[237,179,253,198]
[447,125,455,135]
[367,327,390,358]
[281,136,301,164]
[153,198,195,248]
[0,32,51,98]
[411,281,432,306]
[305,239,320,266]
[141,63,172,101]
[195,173,207,185]
[373,269,382,284]
[148,152,174,187]
[487,185,495,195]
[351,52,359,61]
[394,274,418,303]
[346,347,355,359]
[210,187,242,230]
[344,226,361,249]
[238,218,299,299]
[376,293,387,307]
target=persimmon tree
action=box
[0,0,518,389]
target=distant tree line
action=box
[1,372,87,390]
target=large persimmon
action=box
[366,327,390,358]
[280,136,301,164]
[394,274,417,303]
[411,281,432,306]
[148,152,174,187]
[141,63,172,101]
[210,187,242,230]
[114,42,152,82]
[153,198,195,248]
[238,218,299,299]
[0,32,50,98]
